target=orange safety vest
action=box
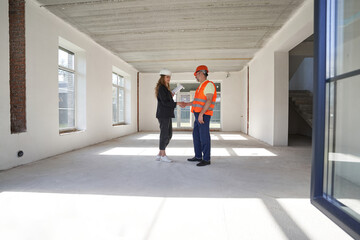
[191,80,217,116]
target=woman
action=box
[155,69,183,162]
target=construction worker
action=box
[183,65,217,166]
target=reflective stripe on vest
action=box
[193,98,206,103]
[191,80,217,116]
[193,98,216,105]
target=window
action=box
[112,72,125,124]
[170,83,178,128]
[210,83,221,129]
[58,47,76,131]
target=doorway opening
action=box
[288,34,314,146]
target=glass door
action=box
[178,92,192,128]
[210,92,221,129]
[311,0,360,238]
[323,0,360,221]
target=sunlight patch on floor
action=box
[99,147,276,157]
[0,192,292,240]
[99,147,231,156]
[232,148,277,156]
[219,134,248,140]
[137,133,247,141]
[138,134,192,140]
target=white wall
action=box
[247,0,313,145]
[274,52,289,146]
[0,0,138,170]
[290,57,314,93]
[139,72,242,132]
[239,68,248,133]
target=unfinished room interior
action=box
[1,0,360,239]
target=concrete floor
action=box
[0,132,351,240]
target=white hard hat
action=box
[159,68,172,76]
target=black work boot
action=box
[196,160,211,167]
[187,157,202,162]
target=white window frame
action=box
[58,47,77,133]
[112,72,125,125]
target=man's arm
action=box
[200,93,214,114]
[198,93,213,124]
[185,101,193,107]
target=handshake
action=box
[177,102,191,108]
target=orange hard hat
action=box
[194,65,209,76]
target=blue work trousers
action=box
[193,112,211,161]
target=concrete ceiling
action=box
[36,0,306,73]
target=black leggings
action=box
[158,118,172,150]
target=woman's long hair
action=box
[155,75,170,97]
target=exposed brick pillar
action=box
[9,0,26,133]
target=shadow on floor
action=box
[288,134,312,147]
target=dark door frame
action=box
[311,0,360,238]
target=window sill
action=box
[112,123,127,127]
[59,129,85,135]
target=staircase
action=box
[289,90,313,128]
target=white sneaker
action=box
[160,156,173,163]
[155,155,161,161]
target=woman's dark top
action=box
[156,84,176,118]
